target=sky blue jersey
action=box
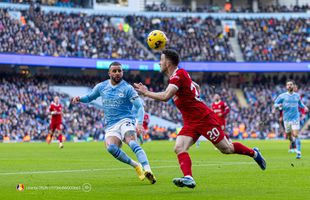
[274,92,305,122]
[80,80,144,129]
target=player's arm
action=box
[134,83,177,102]
[131,97,146,135]
[72,84,100,104]
[298,98,309,112]
[131,97,145,125]
[223,102,230,116]
[274,94,283,109]
[49,105,57,115]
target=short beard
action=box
[112,77,122,84]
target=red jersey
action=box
[212,101,230,124]
[143,113,150,130]
[169,68,213,125]
[49,103,62,123]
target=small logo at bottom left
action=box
[16,184,25,191]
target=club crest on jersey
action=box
[118,93,124,97]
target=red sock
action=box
[58,134,63,143]
[233,142,255,157]
[177,152,192,177]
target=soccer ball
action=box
[147,30,167,50]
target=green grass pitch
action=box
[0,140,309,200]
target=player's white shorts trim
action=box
[284,120,300,133]
[105,118,136,141]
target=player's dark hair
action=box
[109,61,122,69]
[286,79,295,85]
[162,49,180,66]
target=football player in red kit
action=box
[212,94,230,131]
[134,49,266,188]
[48,96,64,148]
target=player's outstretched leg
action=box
[215,137,266,170]
[173,136,196,189]
[128,140,156,184]
[288,136,296,153]
[295,137,301,159]
[106,137,145,181]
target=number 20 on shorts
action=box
[206,127,220,142]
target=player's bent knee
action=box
[174,145,185,154]
[219,146,234,154]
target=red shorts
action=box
[50,122,62,132]
[178,113,225,144]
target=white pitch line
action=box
[0,162,254,176]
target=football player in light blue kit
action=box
[274,80,309,159]
[71,62,156,184]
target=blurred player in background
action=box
[135,49,266,189]
[47,96,64,148]
[279,84,306,153]
[71,62,156,184]
[212,94,231,142]
[274,80,308,159]
[141,112,150,144]
[212,94,230,132]
[132,98,150,144]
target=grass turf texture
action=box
[0,140,309,200]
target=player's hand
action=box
[136,124,145,136]
[71,96,80,104]
[305,107,309,113]
[134,83,148,96]
[218,113,223,117]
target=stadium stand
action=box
[0,72,309,142]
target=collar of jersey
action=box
[286,91,295,96]
[109,79,123,88]
[170,68,179,78]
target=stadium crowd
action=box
[145,2,310,13]
[0,73,105,142]
[238,18,310,62]
[0,7,152,60]
[1,72,309,142]
[0,0,89,8]
[0,6,309,62]
[128,16,235,61]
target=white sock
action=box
[253,150,258,158]
[143,165,151,172]
[184,175,193,180]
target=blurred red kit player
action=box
[48,96,64,148]
[212,94,230,131]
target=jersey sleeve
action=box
[169,70,183,90]
[127,85,139,102]
[223,102,230,115]
[298,95,305,109]
[80,83,101,103]
[49,104,53,112]
[274,94,284,108]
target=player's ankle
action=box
[184,175,193,180]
